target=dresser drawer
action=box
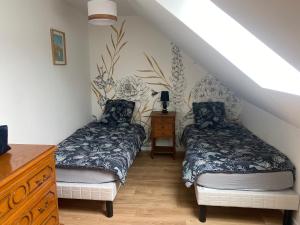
[0,156,55,223]
[41,209,59,225]
[6,185,57,225]
[28,164,53,193]
[32,186,57,224]
[151,117,174,137]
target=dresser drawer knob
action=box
[38,201,49,214]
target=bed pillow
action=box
[193,102,225,129]
[99,99,135,126]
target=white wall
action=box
[0,0,91,144]
[241,101,300,224]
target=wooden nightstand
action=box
[150,111,176,159]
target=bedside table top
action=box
[150,111,176,117]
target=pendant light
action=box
[88,0,117,26]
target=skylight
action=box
[159,0,300,96]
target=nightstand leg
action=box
[151,138,155,159]
[173,136,176,160]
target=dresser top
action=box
[0,144,56,184]
[150,111,176,117]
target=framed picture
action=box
[50,29,67,65]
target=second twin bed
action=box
[182,102,299,225]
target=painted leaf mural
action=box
[188,75,242,121]
[170,43,186,143]
[91,20,242,147]
[92,20,128,109]
[136,53,172,90]
[115,76,152,132]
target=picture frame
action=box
[50,29,67,65]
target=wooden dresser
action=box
[150,111,176,159]
[0,145,59,225]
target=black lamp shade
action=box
[160,91,169,102]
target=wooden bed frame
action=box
[195,185,299,225]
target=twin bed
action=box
[182,102,299,225]
[55,100,146,217]
[55,99,299,224]
[182,123,295,191]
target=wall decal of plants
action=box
[92,20,128,109]
[187,75,242,121]
[136,53,172,90]
[179,74,242,134]
[170,43,186,143]
[91,20,242,146]
[114,75,154,136]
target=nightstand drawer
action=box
[152,120,174,137]
[150,111,176,159]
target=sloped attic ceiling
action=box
[129,0,300,128]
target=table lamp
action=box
[160,91,169,114]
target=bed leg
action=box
[199,205,207,223]
[283,210,292,225]
[106,201,113,218]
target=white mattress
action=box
[57,182,120,201]
[56,168,117,184]
[195,185,300,210]
[196,171,294,191]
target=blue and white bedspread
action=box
[56,122,146,184]
[182,123,295,187]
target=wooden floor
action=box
[58,152,283,225]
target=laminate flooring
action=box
[58,152,283,225]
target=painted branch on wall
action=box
[115,76,154,140]
[136,53,172,90]
[170,43,186,142]
[92,20,128,109]
[91,19,242,146]
[188,75,242,121]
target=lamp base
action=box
[162,101,168,114]
[162,109,168,114]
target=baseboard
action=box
[141,146,151,151]
[141,146,185,151]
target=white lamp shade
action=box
[88,0,117,26]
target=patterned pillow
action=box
[99,99,135,126]
[193,102,225,129]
